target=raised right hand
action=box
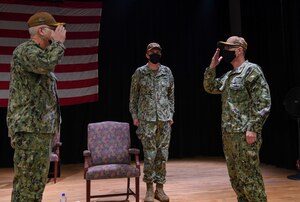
[209,48,223,68]
[51,25,66,43]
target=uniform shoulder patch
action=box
[246,66,260,83]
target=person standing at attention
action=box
[7,12,66,202]
[129,42,175,202]
[203,36,271,202]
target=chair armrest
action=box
[55,142,62,147]
[129,148,140,155]
[129,148,140,171]
[52,142,62,157]
[83,150,91,157]
[83,150,91,179]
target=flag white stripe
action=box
[56,70,98,81]
[0,90,9,98]
[0,4,102,16]
[0,37,26,47]
[0,1,101,106]
[57,85,98,98]
[0,70,98,82]
[0,20,101,32]
[0,73,9,81]
[58,55,99,65]
[65,39,99,48]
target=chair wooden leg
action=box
[126,178,130,200]
[86,180,91,202]
[135,177,139,202]
[54,161,58,183]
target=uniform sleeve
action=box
[22,42,65,74]
[246,67,271,134]
[203,67,222,94]
[168,70,175,119]
[129,69,140,119]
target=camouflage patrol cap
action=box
[217,36,248,50]
[27,12,66,28]
[146,42,162,52]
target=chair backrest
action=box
[88,121,131,165]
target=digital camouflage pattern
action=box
[129,64,175,122]
[137,121,171,184]
[203,60,271,202]
[129,64,175,185]
[223,132,267,202]
[11,133,52,202]
[7,39,64,202]
[203,61,271,134]
[7,40,64,138]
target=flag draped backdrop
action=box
[0,0,102,107]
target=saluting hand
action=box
[51,25,66,43]
[209,48,223,69]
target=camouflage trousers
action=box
[136,120,171,184]
[222,132,267,202]
[11,132,53,202]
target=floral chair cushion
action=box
[88,121,131,165]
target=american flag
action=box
[0,0,102,107]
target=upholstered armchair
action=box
[48,131,62,183]
[83,121,140,202]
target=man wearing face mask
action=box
[203,36,271,202]
[129,42,175,202]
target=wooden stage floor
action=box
[1,157,300,202]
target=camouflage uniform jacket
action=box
[203,60,271,134]
[7,40,65,137]
[129,64,175,122]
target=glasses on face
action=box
[224,45,240,51]
[41,26,55,32]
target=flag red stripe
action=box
[0,1,102,107]
[0,94,99,107]
[59,94,98,106]
[0,64,10,72]
[0,81,9,89]
[0,78,98,90]
[0,46,14,55]
[0,99,8,107]
[65,47,99,56]
[55,63,98,73]
[0,12,101,24]
[57,78,98,89]
[1,0,103,9]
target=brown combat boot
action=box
[154,183,169,202]
[144,183,154,202]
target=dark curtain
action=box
[1,0,299,170]
[240,0,300,168]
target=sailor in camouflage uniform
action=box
[203,36,271,202]
[7,12,66,202]
[129,42,175,202]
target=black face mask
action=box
[149,53,161,64]
[221,50,236,63]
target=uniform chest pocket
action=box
[160,80,170,88]
[230,77,244,90]
[228,78,248,103]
